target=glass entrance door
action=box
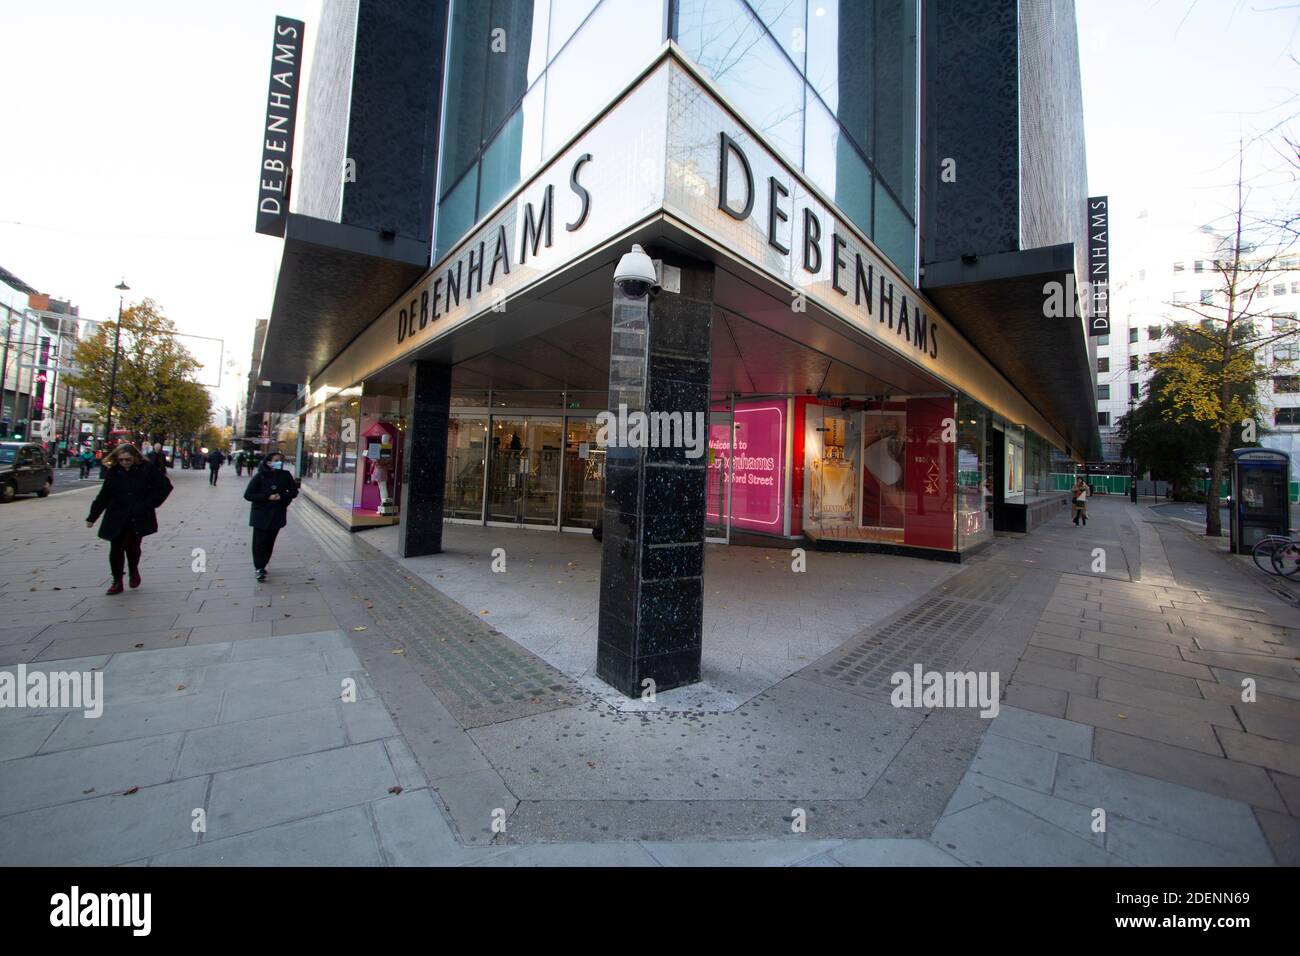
[562,417,603,529]
[487,417,562,525]
[445,417,488,519]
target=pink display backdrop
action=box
[707,402,785,533]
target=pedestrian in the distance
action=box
[78,446,94,479]
[235,451,244,477]
[146,442,169,471]
[244,451,298,581]
[207,447,223,486]
[85,443,173,594]
[1071,477,1090,526]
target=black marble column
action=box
[399,360,452,557]
[596,256,713,697]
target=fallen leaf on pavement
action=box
[388,786,403,795]
[123,786,139,796]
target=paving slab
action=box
[468,841,661,866]
[203,740,401,840]
[1092,729,1286,812]
[370,789,499,866]
[0,732,183,816]
[969,732,1060,793]
[42,692,223,753]
[987,705,1093,758]
[1214,726,1300,776]
[0,777,208,866]
[1053,754,1272,855]
[931,797,1117,867]
[1066,694,1223,755]
[176,706,347,777]
[150,805,383,867]
[643,838,844,867]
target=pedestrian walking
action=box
[78,446,94,479]
[85,443,173,594]
[207,447,223,486]
[146,442,169,471]
[244,451,298,581]
[1071,477,1090,526]
[235,451,244,477]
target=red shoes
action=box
[106,578,125,595]
[129,569,142,589]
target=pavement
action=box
[0,466,1297,866]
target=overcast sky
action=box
[0,0,1295,413]
[1078,0,1299,256]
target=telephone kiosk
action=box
[1228,448,1290,553]
[360,422,401,516]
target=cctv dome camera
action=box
[614,244,660,298]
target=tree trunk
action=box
[1205,388,1234,538]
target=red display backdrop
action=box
[902,397,956,550]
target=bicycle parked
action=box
[1252,533,1300,579]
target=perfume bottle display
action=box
[811,414,855,522]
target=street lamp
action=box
[103,279,129,449]
[1128,397,1138,503]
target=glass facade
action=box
[294,380,1063,555]
[674,0,919,278]
[434,0,665,261]
[445,403,606,530]
[794,396,955,552]
[956,395,992,549]
[300,383,407,524]
[434,0,919,278]
[301,388,362,514]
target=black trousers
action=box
[109,529,142,578]
[252,527,280,570]
[209,464,220,485]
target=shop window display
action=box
[1003,423,1026,505]
[957,396,991,549]
[301,389,361,514]
[358,387,405,518]
[796,396,955,551]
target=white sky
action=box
[1078,0,1299,255]
[0,0,320,415]
[0,0,1295,413]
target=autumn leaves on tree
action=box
[66,298,212,445]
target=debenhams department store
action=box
[259,32,1096,687]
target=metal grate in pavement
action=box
[816,597,994,692]
[296,499,584,728]
[936,571,1019,606]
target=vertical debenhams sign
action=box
[255,16,305,237]
[1087,196,1109,336]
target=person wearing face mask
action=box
[85,443,174,594]
[243,451,299,581]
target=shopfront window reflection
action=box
[301,389,361,514]
[446,417,488,519]
[562,419,604,528]
[957,396,991,549]
[486,416,562,525]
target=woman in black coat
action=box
[86,443,173,594]
[243,451,299,581]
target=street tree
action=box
[1145,156,1299,536]
[67,299,212,444]
[1120,323,1260,498]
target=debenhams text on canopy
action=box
[396,133,940,367]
